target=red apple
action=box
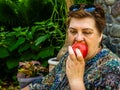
[72,42,88,58]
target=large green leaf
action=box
[9,37,25,51]
[6,58,19,69]
[0,47,9,58]
[35,34,50,46]
[20,52,34,61]
[38,46,55,59]
[18,43,30,53]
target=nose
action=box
[75,33,84,42]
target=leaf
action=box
[6,58,19,69]
[20,52,34,61]
[0,47,9,58]
[9,37,25,51]
[27,31,33,40]
[38,46,55,59]
[18,43,30,53]
[35,34,50,46]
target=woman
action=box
[22,4,120,90]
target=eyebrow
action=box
[82,28,94,31]
[69,27,94,31]
[68,27,77,30]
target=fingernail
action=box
[68,46,74,54]
[76,48,82,56]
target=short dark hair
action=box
[66,4,106,33]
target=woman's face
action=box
[67,17,102,60]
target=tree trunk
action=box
[65,0,74,11]
[56,0,74,61]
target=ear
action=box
[99,33,103,42]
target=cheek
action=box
[68,33,75,44]
[87,38,101,52]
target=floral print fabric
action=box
[29,45,120,90]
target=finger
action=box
[66,56,74,68]
[66,57,72,73]
[75,48,84,63]
[68,46,77,62]
[68,46,74,54]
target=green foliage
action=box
[0,19,66,85]
[0,47,9,58]
[0,19,65,64]
[0,0,53,27]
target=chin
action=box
[84,54,91,62]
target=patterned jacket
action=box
[29,45,120,90]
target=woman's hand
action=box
[66,46,86,90]
[21,86,29,90]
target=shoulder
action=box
[98,45,120,74]
[96,46,120,89]
[98,59,120,89]
[85,45,120,89]
[97,44,120,65]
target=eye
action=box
[83,31,92,34]
[69,29,77,35]
[83,30,93,35]
[82,28,93,35]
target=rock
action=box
[94,0,120,57]
[110,24,120,38]
[104,0,116,6]
[111,1,120,17]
